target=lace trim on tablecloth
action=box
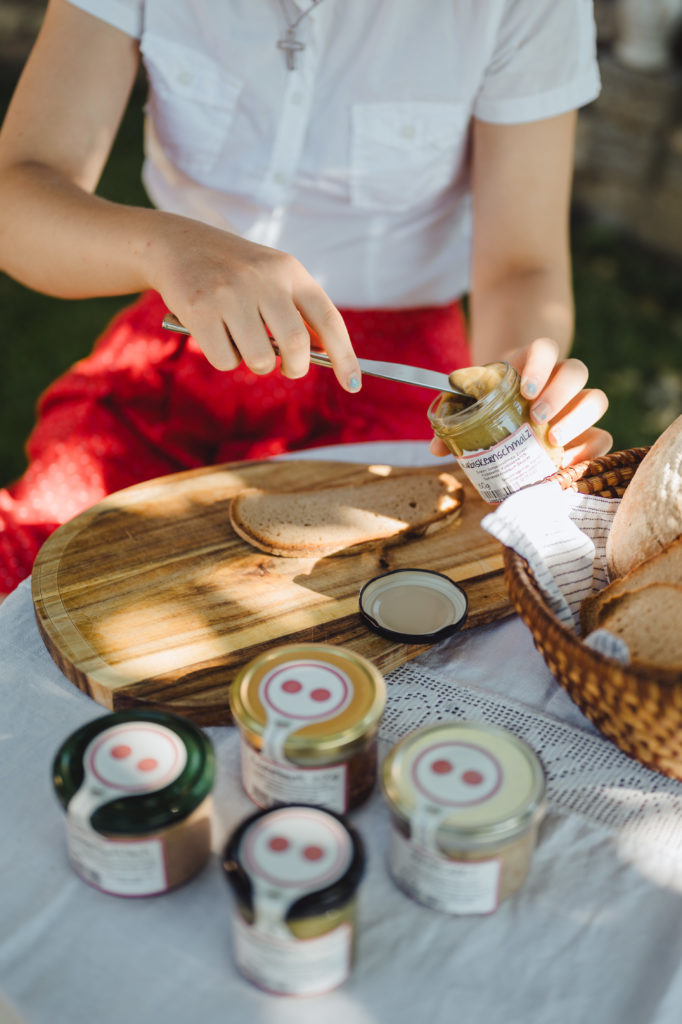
[381,662,682,857]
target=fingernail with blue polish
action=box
[523,378,539,397]
[530,401,550,423]
[349,375,361,392]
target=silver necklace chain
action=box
[276,0,324,70]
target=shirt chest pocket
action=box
[140,34,243,180]
[350,101,469,211]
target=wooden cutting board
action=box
[32,459,512,725]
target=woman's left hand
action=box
[430,337,612,466]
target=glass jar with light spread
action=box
[52,709,215,897]
[381,721,546,915]
[427,361,564,504]
[222,805,365,996]
[230,643,386,814]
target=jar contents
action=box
[230,643,386,814]
[428,361,564,503]
[222,805,365,996]
[381,721,546,915]
[52,710,215,897]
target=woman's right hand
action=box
[146,214,362,393]
[0,2,361,395]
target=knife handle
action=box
[161,313,333,369]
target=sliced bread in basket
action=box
[580,534,682,635]
[590,582,682,671]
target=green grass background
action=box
[1,77,681,489]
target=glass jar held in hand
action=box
[428,339,612,504]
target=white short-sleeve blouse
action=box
[66,0,600,308]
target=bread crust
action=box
[605,414,682,578]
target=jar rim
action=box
[381,720,547,844]
[52,710,215,835]
[230,643,386,756]
[427,361,518,431]
[223,806,366,921]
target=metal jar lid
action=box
[52,709,215,835]
[359,568,468,643]
[223,805,365,922]
[229,643,386,759]
[381,721,546,844]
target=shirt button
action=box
[273,171,288,185]
[291,91,304,105]
[178,70,193,86]
[401,123,415,139]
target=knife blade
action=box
[161,312,473,400]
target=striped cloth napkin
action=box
[481,480,625,655]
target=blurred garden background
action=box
[1,0,681,489]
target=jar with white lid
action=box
[230,643,386,814]
[427,361,563,503]
[223,805,365,996]
[381,721,546,914]
[52,709,215,896]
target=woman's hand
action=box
[147,214,362,393]
[429,337,612,466]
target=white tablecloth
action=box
[2,442,682,1024]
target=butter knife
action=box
[161,312,473,400]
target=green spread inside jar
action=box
[433,362,562,463]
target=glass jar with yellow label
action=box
[427,361,563,504]
[230,643,386,814]
[381,721,546,915]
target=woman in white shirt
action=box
[0,0,611,595]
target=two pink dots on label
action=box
[110,744,158,773]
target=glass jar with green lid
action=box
[230,643,386,814]
[53,709,215,896]
[427,361,563,504]
[381,721,546,914]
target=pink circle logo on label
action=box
[411,741,503,808]
[86,723,187,794]
[260,660,353,722]
[241,807,353,890]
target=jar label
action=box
[233,916,352,996]
[389,827,501,914]
[456,422,556,503]
[240,737,348,812]
[66,822,167,896]
[258,658,354,763]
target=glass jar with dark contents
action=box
[428,361,563,503]
[230,643,386,814]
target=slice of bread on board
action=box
[606,413,682,578]
[229,467,463,557]
[581,534,682,635]
[591,582,682,671]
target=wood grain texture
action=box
[32,459,512,724]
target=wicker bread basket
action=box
[503,446,682,782]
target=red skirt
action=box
[0,290,469,593]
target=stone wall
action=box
[575,2,682,256]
